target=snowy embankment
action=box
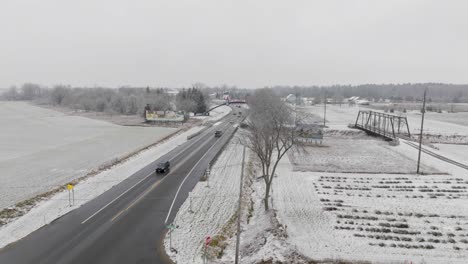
[222,169,312,264]
[0,101,177,209]
[164,141,245,264]
[0,126,204,249]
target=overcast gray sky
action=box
[1,0,467,88]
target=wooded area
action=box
[1,84,209,116]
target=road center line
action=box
[109,138,214,222]
[81,171,153,224]
[164,137,221,224]
[110,178,164,222]
[81,123,224,225]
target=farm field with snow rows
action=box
[274,156,468,264]
[0,101,177,209]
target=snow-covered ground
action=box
[164,141,246,263]
[0,101,177,209]
[434,144,468,165]
[0,125,204,249]
[298,104,361,130]
[405,112,468,138]
[224,176,305,264]
[192,105,232,124]
[163,135,313,264]
[289,138,437,174]
[421,112,468,127]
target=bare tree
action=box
[111,94,126,114]
[50,85,70,105]
[2,86,19,100]
[20,83,41,100]
[153,93,172,115]
[242,88,296,211]
[126,95,138,115]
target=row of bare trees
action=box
[1,84,211,117]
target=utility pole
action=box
[235,146,246,264]
[323,94,327,127]
[416,88,427,174]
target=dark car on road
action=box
[156,161,170,173]
[215,130,222,137]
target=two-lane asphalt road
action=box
[0,107,245,264]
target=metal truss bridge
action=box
[354,110,411,141]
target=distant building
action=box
[347,96,360,103]
[166,89,179,96]
[357,100,370,105]
[295,124,323,144]
[345,96,370,105]
[223,92,230,101]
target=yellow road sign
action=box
[67,184,74,190]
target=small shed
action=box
[295,124,323,145]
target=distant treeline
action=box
[0,84,209,116]
[266,83,468,103]
[3,83,467,114]
[203,83,468,103]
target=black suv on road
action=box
[156,161,170,173]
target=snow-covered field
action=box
[0,101,177,209]
[405,112,468,139]
[289,138,437,174]
[164,141,245,264]
[434,144,468,164]
[298,104,361,130]
[274,152,468,263]
[421,112,468,127]
[0,125,204,249]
